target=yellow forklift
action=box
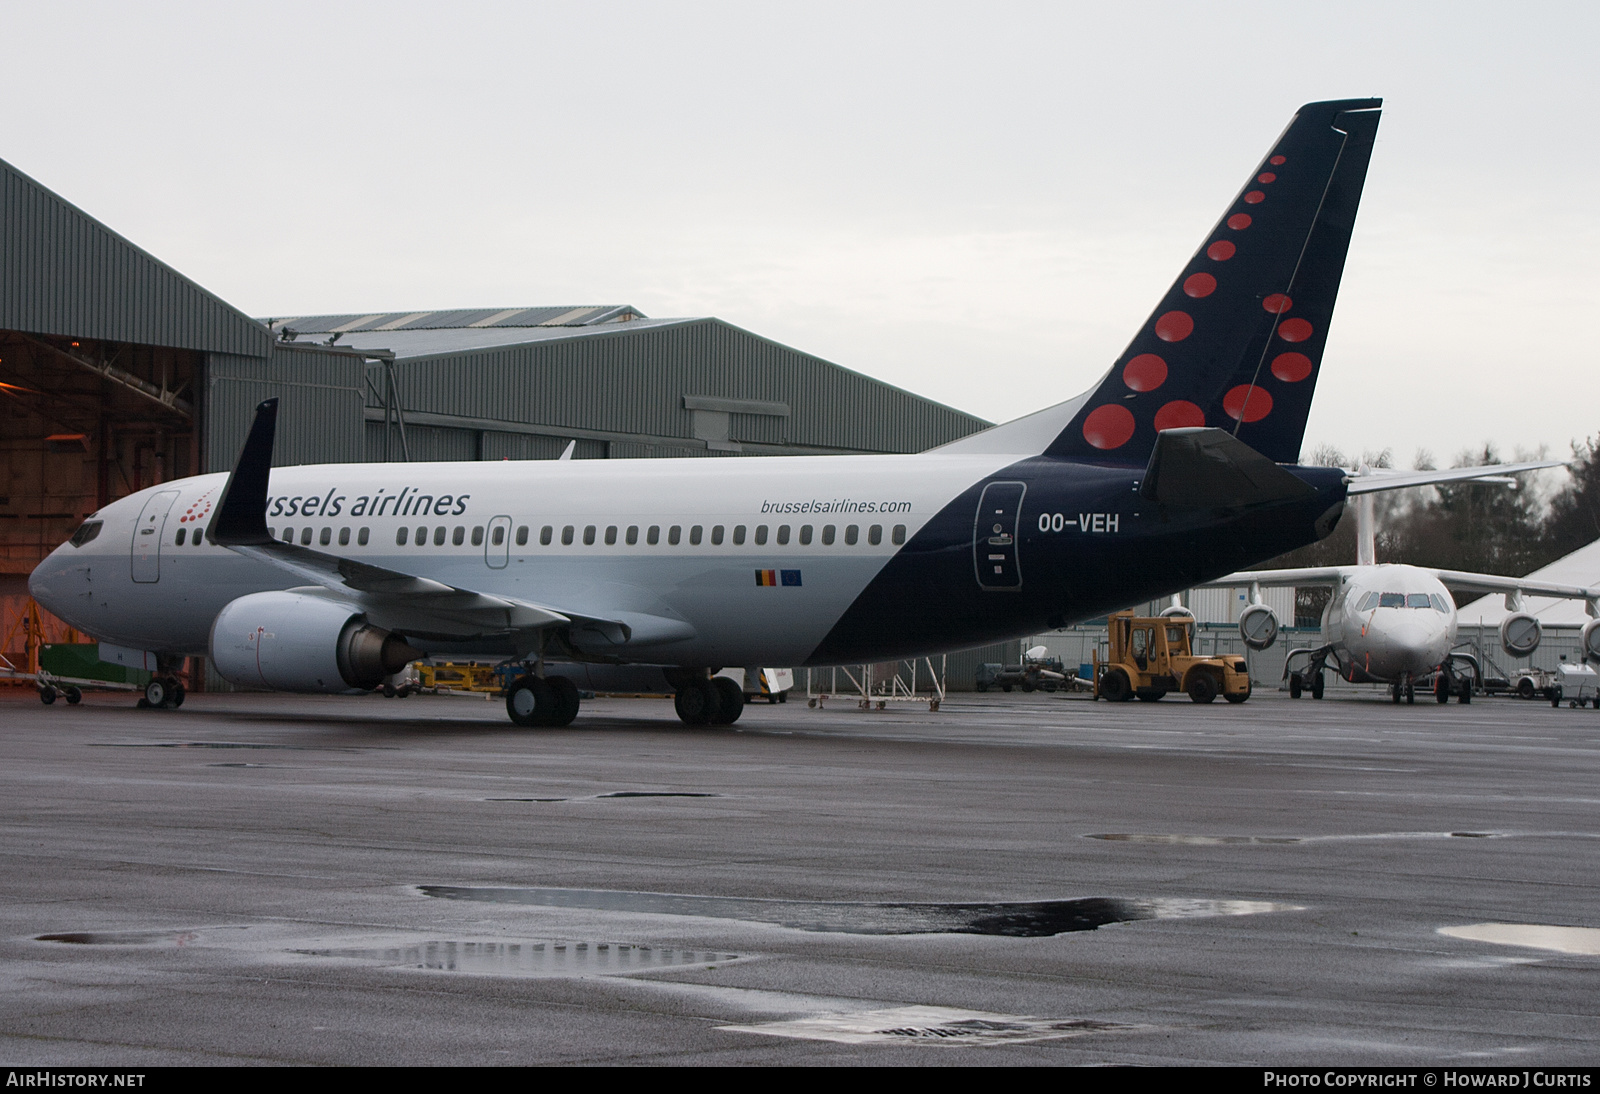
[1093,610,1252,704]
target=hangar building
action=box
[1,154,1005,686]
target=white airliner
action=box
[1203,469,1600,703]
[30,98,1465,726]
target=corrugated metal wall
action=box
[373,319,987,457]
[0,157,271,357]
[205,346,367,471]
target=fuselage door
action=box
[973,481,1026,590]
[485,515,513,569]
[130,490,181,584]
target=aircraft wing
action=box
[1197,566,1354,589]
[1344,460,1565,494]
[1431,569,1600,607]
[209,399,695,650]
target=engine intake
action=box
[1238,603,1280,650]
[1582,619,1600,663]
[1499,612,1542,658]
[209,591,419,693]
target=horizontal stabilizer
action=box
[1140,427,1315,509]
[1345,460,1565,495]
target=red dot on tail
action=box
[1227,213,1252,230]
[1154,311,1194,342]
[1278,317,1313,342]
[1183,273,1216,298]
[1257,172,1276,184]
[1271,352,1313,382]
[1223,384,1273,422]
[1154,400,1205,431]
[1082,404,1136,450]
[1123,353,1168,392]
[1207,240,1236,261]
[1244,190,1265,204]
[1262,293,1292,314]
[1270,155,1286,165]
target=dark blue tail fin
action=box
[1046,98,1382,466]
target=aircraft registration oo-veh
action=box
[33,97,1458,727]
[1200,468,1600,704]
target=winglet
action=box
[210,398,278,546]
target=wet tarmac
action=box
[2,687,1598,1064]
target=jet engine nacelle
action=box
[1238,603,1280,650]
[1582,619,1600,663]
[1499,612,1543,659]
[209,591,420,693]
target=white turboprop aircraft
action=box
[30,98,1470,727]
[1202,468,1600,703]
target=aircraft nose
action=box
[1385,619,1437,667]
[29,544,82,619]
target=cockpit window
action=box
[1431,593,1450,613]
[1356,592,1379,611]
[1406,593,1432,609]
[68,520,102,548]
[1378,593,1406,608]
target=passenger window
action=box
[434,526,446,546]
[541,525,553,546]
[418,526,429,546]
[267,527,277,539]
[892,524,906,545]
[669,525,682,546]
[515,526,528,546]
[562,525,575,546]
[776,525,790,545]
[821,525,835,545]
[755,525,768,545]
[689,525,702,545]
[602,525,615,545]
[358,527,370,546]
[174,528,186,546]
[733,525,746,545]
[339,527,350,546]
[845,525,858,545]
[454,526,466,546]
[648,525,660,545]
[626,525,639,545]
[193,527,204,546]
[320,527,332,546]
[711,525,724,545]
[869,524,882,545]
[300,528,313,546]
[283,527,295,542]
[397,526,409,546]
[492,526,505,546]
[583,525,596,546]
[799,525,813,545]
[472,526,484,547]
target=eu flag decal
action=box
[781,569,802,587]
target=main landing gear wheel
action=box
[1311,672,1325,700]
[1458,678,1472,704]
[1289,674,1303,699]
[506,675,556,727]
[710,677,744,725]
[1187,673,1218,704]
[1435,674,1451,704]
[674,679,720,726]
[546,675,581,727]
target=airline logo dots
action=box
[1080,151,1318,451]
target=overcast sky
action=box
[2,1,1595,470]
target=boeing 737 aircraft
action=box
[1203,472,1600,703]
[33,98,1417,727]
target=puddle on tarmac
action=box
[296,939,739,978]
[88,742,359,752]
[1439,923,1600,956]
[208,763,273,768]
[1087,831,1504,845]
[418,886,1296,937]
[37,927,249,947]
[721,1006,1142,1046]
[596,791,719,799]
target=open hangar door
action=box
[0,330,201,675]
